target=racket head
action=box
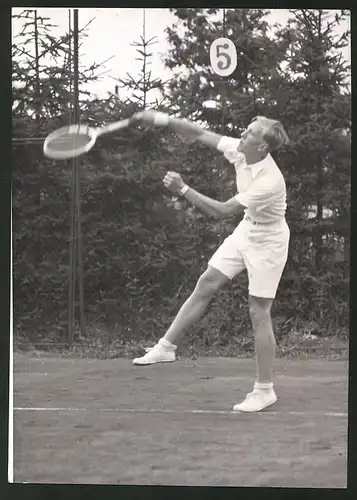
[43,124,97,160]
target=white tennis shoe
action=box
[133,338,177,366]
[233,388,277,412]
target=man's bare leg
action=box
[163,267,230,345]
[133,266,229,364]
[249,296,275,383]
[233,295,277,412]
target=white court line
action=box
[14,407,348,417]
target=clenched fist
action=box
[163,171,185,195]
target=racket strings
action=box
[46,133,92,151]
[43,118,131,159]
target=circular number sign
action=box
[210,37,237,77]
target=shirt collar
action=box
[243,155,269,177]
[223,148,268,178]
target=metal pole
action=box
[67,8,76,345]
[73,8,86,338]
[34,10,40,124]
[142,8,146,109]
[219,9,227,246]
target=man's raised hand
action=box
[163,171,186,195]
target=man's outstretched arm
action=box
[131,110,224,149]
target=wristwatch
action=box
[179,185,189,196]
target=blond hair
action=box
[251,116,290,151]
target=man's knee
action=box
[194,267,229,299]
[248,295,273,325]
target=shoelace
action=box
[246,389,273,401]
[144,344,175,353]
[245,391,260,400]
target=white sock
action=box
[158,338,176,350]
[254,381,273,391]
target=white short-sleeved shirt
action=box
[217,136,287,223]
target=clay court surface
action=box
[13,353,349,487]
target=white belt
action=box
[244,215,284,226]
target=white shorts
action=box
[208,218,290,299]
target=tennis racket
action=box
[43,117,134,160]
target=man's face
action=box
[238,120,267,156]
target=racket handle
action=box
[97,118,134,137]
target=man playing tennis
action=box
[131,110,290,412]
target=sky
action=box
[12,8,351,100]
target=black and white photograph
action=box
[11,7,350,487]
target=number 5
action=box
[210,37,237,77]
